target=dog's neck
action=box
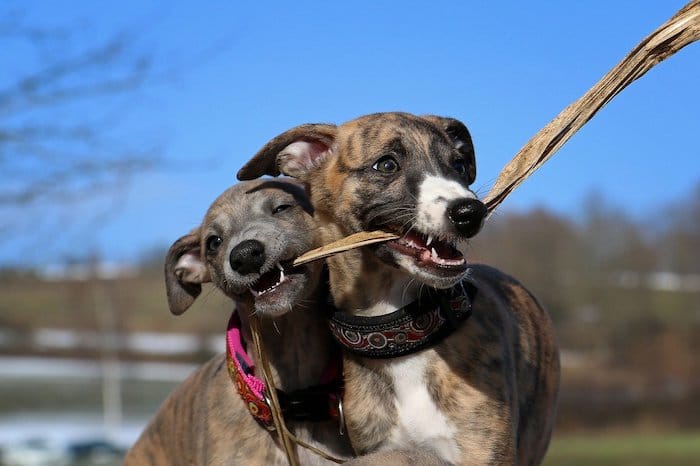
[327,246,420,317]
[236,286,336,391]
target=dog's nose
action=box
[230,239,266,275]
[447,198,487,238]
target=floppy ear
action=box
[237,123,337,181]
[164,228,211,315]
[422,115,476,184]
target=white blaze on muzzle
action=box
[416,175,476,234]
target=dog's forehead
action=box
[234,179,305,202]
[339,112,450,157]
[204,179,309,225]
[342,112,441,137]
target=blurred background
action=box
[1,1,698,465]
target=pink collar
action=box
[225,311,344,430]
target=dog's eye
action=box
[452,158,468,178]
[372,155,400,174]
[206,235,222,253]
[272,204,293,214]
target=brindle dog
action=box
[124,179,354,465]
[238,112,561,465]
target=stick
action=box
[292,231,399,267]
[484,0,700,213]
[249,315,299,466]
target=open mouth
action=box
[249,263,287,297]
[248,262,307,297]
[386,230,466,270]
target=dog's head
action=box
[238,112,486,290]
[164,178,321,317]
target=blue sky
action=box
[2,0,699,267]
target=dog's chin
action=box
[375,229,468,289]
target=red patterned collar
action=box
[225,312,344,431]
[328,282,477,359]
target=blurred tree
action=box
[661,182,700,274]
[578,193,659,325]
[0,8,156,243]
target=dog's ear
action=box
[164,228,211,315]
[422,115,476,184]
[237,124,338,181]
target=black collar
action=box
[328,282,477,359]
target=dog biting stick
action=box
[289,0,700,266]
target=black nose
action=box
[229,239,266,275]
[447,198,487,238]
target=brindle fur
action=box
[238,112,561,465]
[124,179,354,465]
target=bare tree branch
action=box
[0,36,150,115]
[0,8,159,247]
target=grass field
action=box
[543,431,700,466]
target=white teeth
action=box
[276,263,285,283]
[432,256,466,266]
[249,264,287,298]
[426,235,433,247]
[431,247,438,259]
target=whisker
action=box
[364,202,416,227]
[462,268,476,285]
[401,278,418,304]
[418,282,429,305]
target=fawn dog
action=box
[238,112,560,465]
[124,179,353,465]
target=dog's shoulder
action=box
[125,354,260,465]
[464,263,557,354]
[195,353,264,432]
[464,263,545,319]
[458,262,559,386]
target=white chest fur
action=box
[383,352,459,463]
